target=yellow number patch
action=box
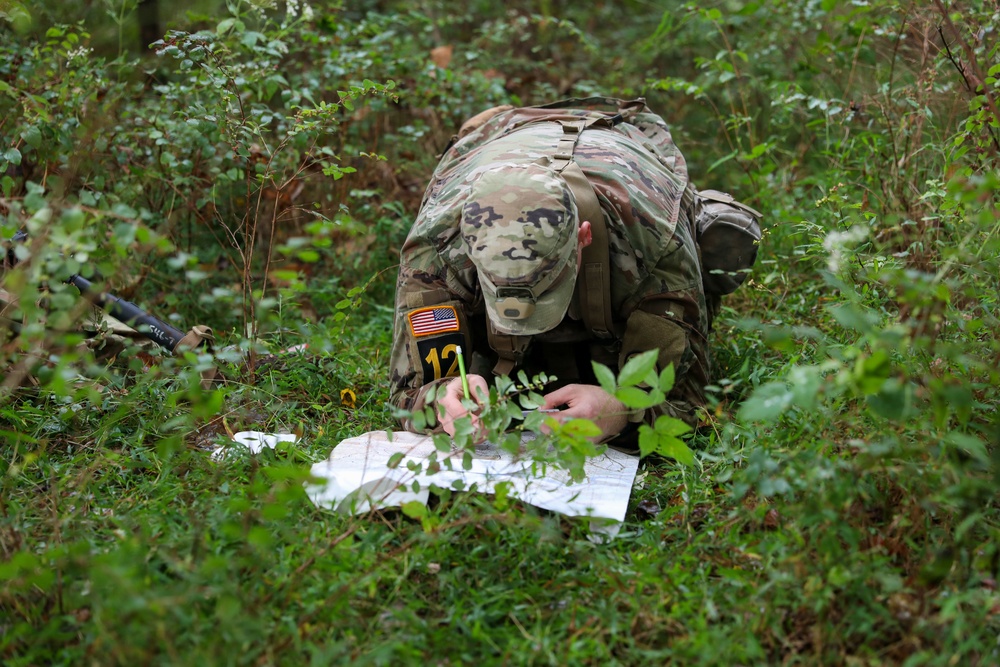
[416,333,464,382]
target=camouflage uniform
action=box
[389,97,757,447]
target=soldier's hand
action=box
[540,384,629,442]
[437,374,490,443]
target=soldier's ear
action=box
[578,220,593,248]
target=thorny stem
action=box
[188,36,261,376]
[880,5,911,207]
[933,0,1000,156]
[704,12,759,191]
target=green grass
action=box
[3,286,998,664]
[3,0,1000,663]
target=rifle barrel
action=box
[68,275,186,352]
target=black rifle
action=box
[4,230,202,354]
[64,273,188,352]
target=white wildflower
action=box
[66,46,93,59]
[822,225,868,273]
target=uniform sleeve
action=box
[388,243,476,433]
[617,209,710,429]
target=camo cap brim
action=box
[460,163,579,336]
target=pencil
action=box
[455,345,471,400]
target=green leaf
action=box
[658,437,695,465]
[387,452,404,469]
[855,349,890,394]
[400,501,427,519]
[111,202,137,219]
[707,149,738,173]
[20,125,41,149]
[615,386,660,410]
[560,418,602,439]
[409,408,427,431]
[638,426,657,458]
[741,142,769,161]
[788,365,822,409]
[828,303,878,334]
[866,378,916,422]
[432,433,452,452]
[3,148,22,166]
[737,381,794,423]
[944,433,988,463]
[518,391,545,410]
[653,415,691,437]
[242,31,264,47]
[270,269,299,283]
[638,424,694,464]
[60,206,86,231]
[592,362,616,395]
[619,349,658,387]
[658,364,676,393]
[449,416,475,443]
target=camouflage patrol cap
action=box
[460,163,579,336]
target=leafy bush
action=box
[2,0,999,664]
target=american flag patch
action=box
[408,306,460,337]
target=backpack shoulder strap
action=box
[485,117,618,374]
[560,160,614,339]
[552,120,615,340]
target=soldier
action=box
[388,97,760,450]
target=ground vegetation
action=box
[1,0,998,664]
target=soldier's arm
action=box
[617,229,711,430]
[388,257,477,433]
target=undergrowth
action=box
[1,0,999,664]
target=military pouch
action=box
[619,309,690,383]
[695,190,762,295]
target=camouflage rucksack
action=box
[457,99,762,301]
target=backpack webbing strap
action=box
[532,96,648,122]
[174,324,214,353]
[560,161,615,339]
[487,321,532,376]
[551,117,615,172]
[552,120,584,173]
